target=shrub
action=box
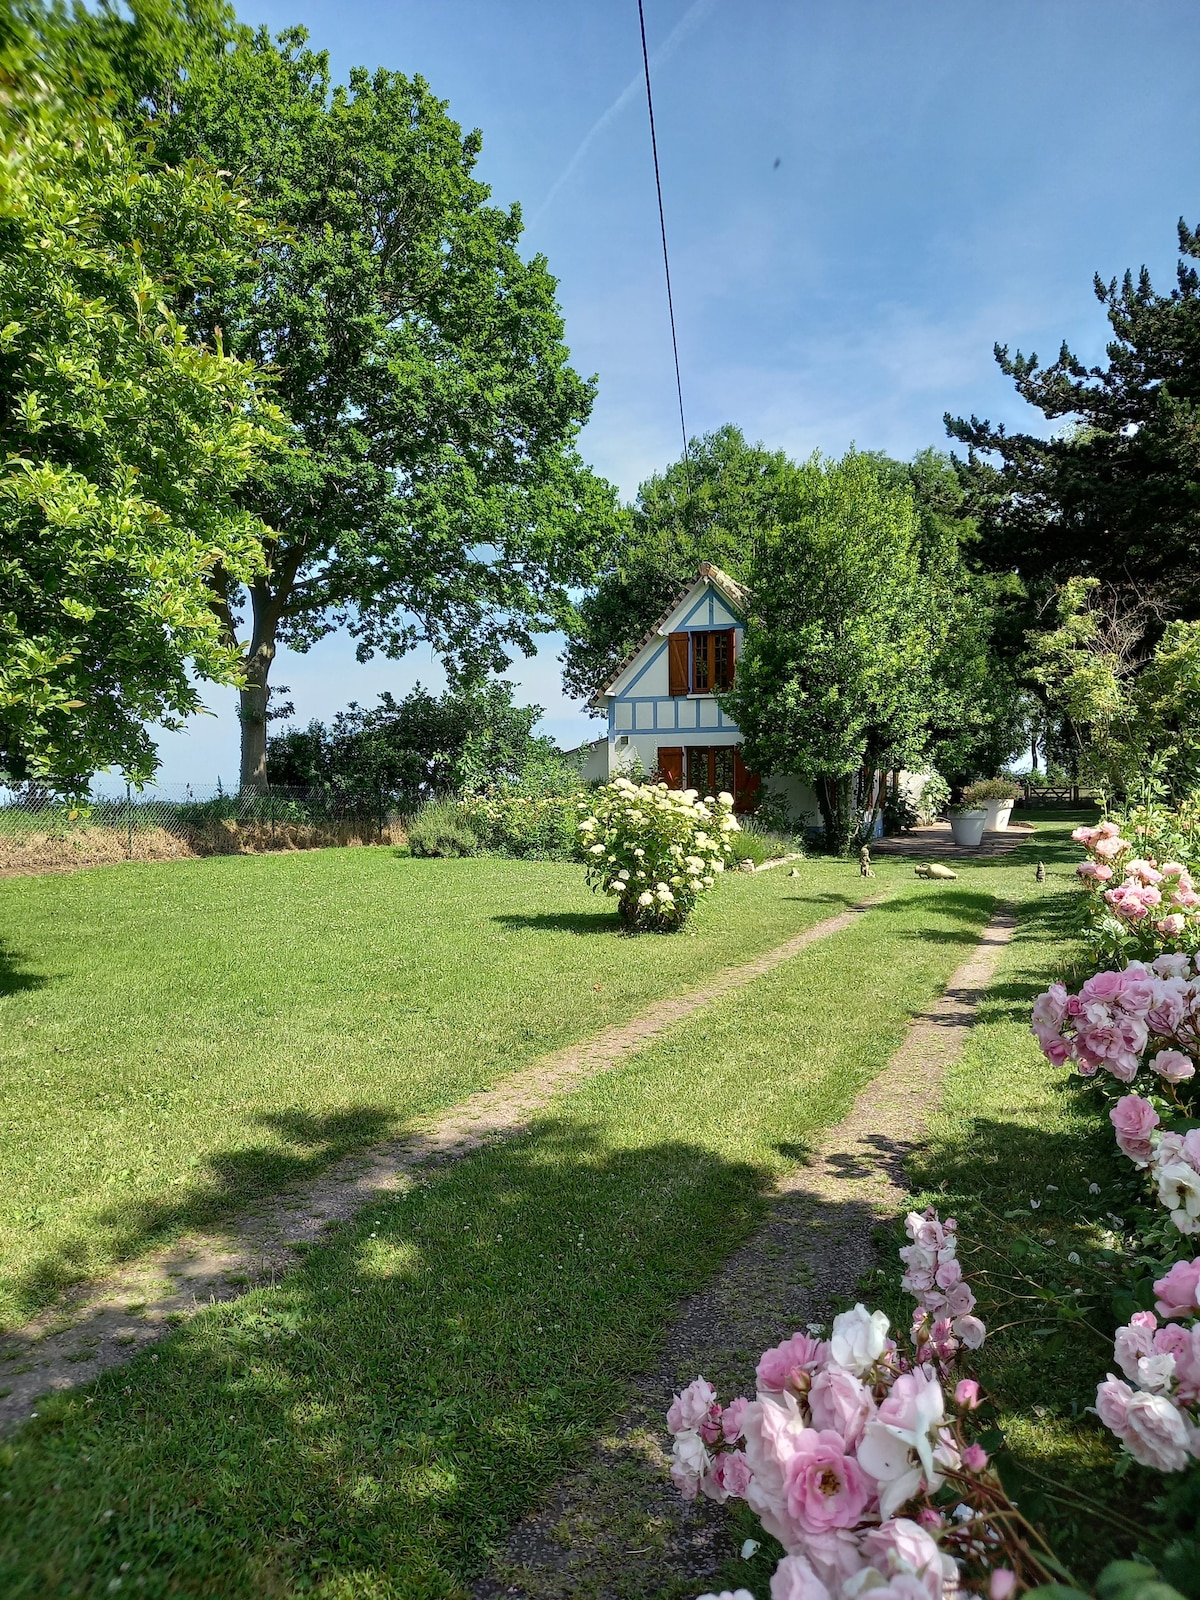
[882,787,920,835]
[578,777,739,932]
[961,777,1021,805]
[915,770,950,823]
[406,800,477,858]
[727,819,798,867]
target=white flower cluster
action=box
[578,776,739,931]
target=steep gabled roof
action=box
[590,562,749,707]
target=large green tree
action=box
[947,219,1200,619]
[723,451,959,853]
[560,425,794,703]
[0,5,285,788]
[96,20,617,788]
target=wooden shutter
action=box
[668,632,689,697]
[657,747,684,788]
[733,749,760,813]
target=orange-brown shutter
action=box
[733,749,760,813]
[728,629,737,687]
[668,632,689,697]
[657,747,684,788]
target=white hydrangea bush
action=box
[578,777,740,931]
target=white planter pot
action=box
[949,809,988,848]
[984,798,1014,832]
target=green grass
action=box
[0,866,1017,1599]
[0,847,910,1328]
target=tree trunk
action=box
[816,773,856,856]
[239,584,278,792]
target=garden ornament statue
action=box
[1036,860,1046,882]
[859,844,875,878]
[915,862,957,880]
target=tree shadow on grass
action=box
[7,1103,398,1324]
[0,1118,783,1597]
[493,909,618,935]
[0,937,50,996]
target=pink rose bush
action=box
[665,1212,1041,1598]
[1030,954,1200,1098]
[1071,822,1200,965]
[1095,1260,1200,1471]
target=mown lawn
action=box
[0,824,1078,1599]
[0,847,909,1328]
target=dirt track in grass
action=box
[0,893,883,1432]
[476,906,1017,1600]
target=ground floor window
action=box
[686,745,735,795]
[654,744,760,811]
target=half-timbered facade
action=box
[584,562,776,811]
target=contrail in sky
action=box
[528,0,716,230]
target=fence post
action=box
[125,782,133,859]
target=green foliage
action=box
[725,451,959,853]
[949,219,1200,621]
[1029,579,1200,794]
[100,22,619,783]
[882,787,921,835]
[962,778,1021,803]
[405,799,477,858]
[0,12,285,788]
[724,818,796,865]
[916,770,951,821]
[560,425,793,703]
[266,681,555,812]
[455,758,584,861]
[1026,1559,1189,1600]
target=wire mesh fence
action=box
[0,783,407,872]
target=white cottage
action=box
[580,562,818,820]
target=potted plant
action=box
[962,778,1021,833]
[947,799,988,848]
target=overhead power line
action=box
[637,0,691,481]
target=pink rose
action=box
[1163,1325,1200,1403]
[721,1395,750,1443]
[668,1377,719,1439]
[954,1314,986,1349]
[955,1378,981,1408]
[1161,863,1189,880]
[1032,984,1069,1028]
[1151,1049,1195,1084]
[1127,859,1165,886]
[1158,914,1187,938]
[1096,1374,1193,1470]
[1032,1022,1073,1067]
[706,1447,753,1501]
[809,1366,875,1449]
[1118,977,1158,1014]
[783,1430,873,1532]
[669,1429,710,1499]
[1120,1390,1194,1471]
[934,1257,962,1290]
[1154,1258,1200,1320]
[1152,953,1192,978]
[991,1572,1018,1600]
[944,1280,976,1317]
[862,1518,943,1600]
[1114,1320,1156,1382]
[770,1556,833,1600]
[1095,835,1128,860]
[1081,970,1126,1003]
[1110,1095,1160,1165]
[1072,826,1101,846]
[1175,889,1200,909]
[1147,980,1189,1034]
[962,1443,988,1471]
[1077,861,1102,880]
[756,1332,828,1396]
[1095,1374,1132,1434]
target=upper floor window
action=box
[691,629,734,693]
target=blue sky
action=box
[150,0,1200,790]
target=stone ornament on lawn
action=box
[915,862,958,880]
